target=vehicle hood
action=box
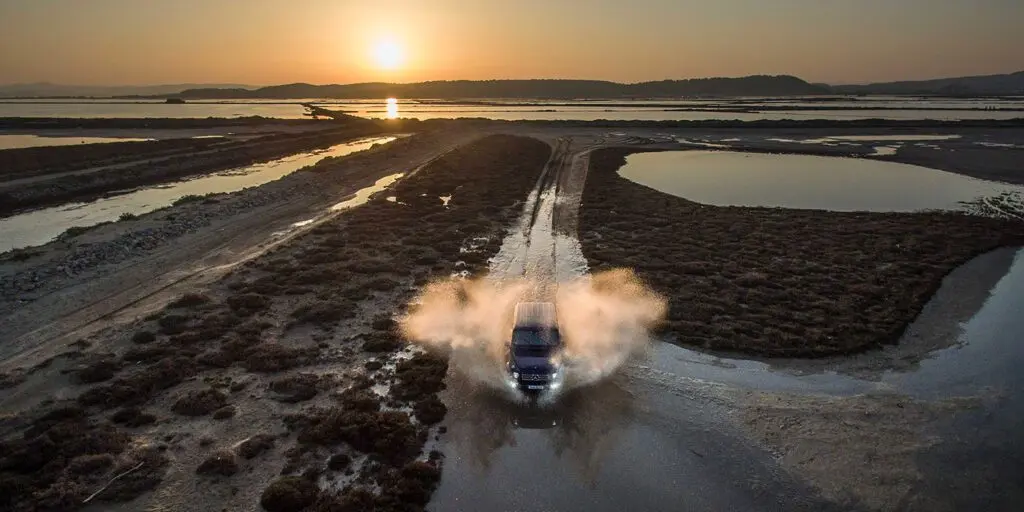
[511,355,553,372]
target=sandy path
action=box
[486,136,590,295]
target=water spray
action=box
[400,268,666,401]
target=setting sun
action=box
[372,38,405,70]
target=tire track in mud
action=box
[487,137,589,297]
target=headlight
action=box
[512,371,520,379]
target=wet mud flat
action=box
[664,125,1024,186]
[580,147,1024,357]
[0,135,551,511]
[0,119,387,216]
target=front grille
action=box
[520,373,548,382]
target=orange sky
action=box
[1,0,1021,86]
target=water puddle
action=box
[826,134,961,142]
[977,142,1024,149]
[675,138,731,148]
[0,134,153,150]
[430,368,819,511]
[0,136,398,252]
[618,150,1024,212]
[886,247,1024,397]
[330,173,403,211]
[768,134,960,145]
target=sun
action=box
[372,38,405,71]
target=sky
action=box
[1,0,1022,86]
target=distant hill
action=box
[0,82,254,98]
[832,71,1024,96]
[176,76,827,99]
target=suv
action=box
[506,302,563,393]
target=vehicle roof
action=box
[513,302,557,329]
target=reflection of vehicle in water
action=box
[511,406,560,429]
[506,302,563,395]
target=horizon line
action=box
[4,70,1022,90]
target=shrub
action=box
[196,450,238,477]
[166,293,211,309]
[237,434,276,459]
[157,314,191,335]
[226,293,270,316]
[392,353,448,401]
[171,388,227,416]
[290,301,352,328]
[212,406,237,420]
[269,374,320,403]
[327,453,351,471]
[131,331,156,344]
[361,332,402,353]
[74,357,121,384]
[413,396,447,425]
[260,477,318,512]
[173,194,206,206]
[111,407,157,427]
[242,344,318,373]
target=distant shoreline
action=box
[3,116,1024,132]
[3,70,1021,99]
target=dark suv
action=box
[507,302,563,393]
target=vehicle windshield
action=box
[512,327,559,357]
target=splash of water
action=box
[400,269,666,398]
[556,268,667,387]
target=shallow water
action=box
[330,173,403,211]
[826,134,961,141]
[0,134,154,149]
[353,105,1024,122]
[2,99,1022,121]
[0,101,308,119]
[617,150,1024,212]
[769,134,961,145]
[0,136,397,252]
[431,368,828,512]
[888,248,1024,397]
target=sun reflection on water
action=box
[386,98,399,119]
